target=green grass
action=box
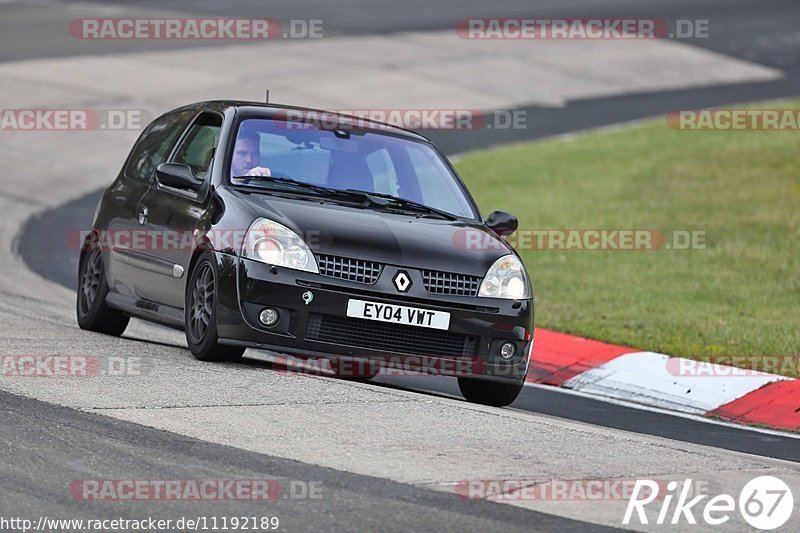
[454,100,800,375]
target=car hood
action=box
[232,190,514,276]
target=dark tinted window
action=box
[172,113,223,180]
[124,110,193,181]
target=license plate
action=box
[346,299,450,330]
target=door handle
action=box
[138,206,149,225]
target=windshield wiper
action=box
[344,189,460,221]
[232,177,460,220]
[232,175,341,196]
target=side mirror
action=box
[485,210,518,236]
[155,163,202,191]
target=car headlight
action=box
[243,218,318,273]
[478,254,531,299]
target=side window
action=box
[124,110,193,182]
[172,113,223,180]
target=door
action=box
[105,109,195,299]
[133,112,223,309]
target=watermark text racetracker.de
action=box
[456,477,671,501]
[668,109,800,131]
[453,228,709,251]
[455,18,710,40]
[272,108,527,131]
[71,228,322,253]
[667,355,800,377]
[68,478,321,501]
[1,355,144,378]
[1,109,149,131]
[69,18,323,40]
[268,353,512,379]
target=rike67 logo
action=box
[624,476,794,530]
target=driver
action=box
[231,133,272,177]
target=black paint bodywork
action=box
[87,101,534,383]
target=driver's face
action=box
[231,138,260,176]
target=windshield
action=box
[228,117,477,219]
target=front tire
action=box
[185,251,245,362]
[76,248,129,336]
[457,377,523,407]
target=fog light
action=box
[500,342,516,360]
[259,308,279,326]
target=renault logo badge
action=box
[393,271,412,292]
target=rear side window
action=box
[172,113,223,180]
[124,110,193,181]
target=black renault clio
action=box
[77,101,534,406]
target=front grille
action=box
[296,280,500,312]
[422,270,481,297]
[317,254,382,284]
[306,314,479,358]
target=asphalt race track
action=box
[2,390,609,532]
[3,0,800,530]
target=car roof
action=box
[175,100,432,143]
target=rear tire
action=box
[185,251,245,362]
[457,377,523,407]
[76,248,129,336]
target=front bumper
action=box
[215,253,534,383]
